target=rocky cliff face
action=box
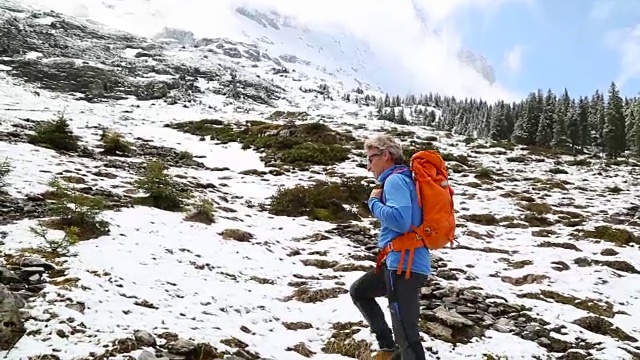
[0,4,288,106]
[234,5,498,88]
[457,49,496,84]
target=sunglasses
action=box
[366,150,385,164]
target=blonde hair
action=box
[363,134,404,164]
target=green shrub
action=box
[44,177,110,241]
[268,177,374,222]
[267,111,310,121]
[28,114,80,152]
[133,160,192,211]
[581,225,638,246]
[606,185,623,193]
[548,167,568,174]
[278,143,350,167]
[386,127,415,139]
[519,202,553,215]
[402,142,438,163]
[440,152,472,166]
[100,129,133,155]
[463,137,476,145]
[531,177,568,191]
[29,223,80,257]
[491,141,516,150]
[177,150,194,161]
[219,228,254,242]
[166,119,356,167]
[475,166,494,180]
[506,155,527,163]
[566,158,590,166]
[184,198,216,225]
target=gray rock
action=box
[0,285,26,350]
[137,350,155,360]
[19,257,56,271]
[492,324,512,333]
[496,317,514,327]
[456,305,476,314]
[165,338,196,354]
[8,292,26,309]
[433,306,474,327]
[522,330,538,341]
[138,349,169,360]
[0,267,20,285]
[134,330,157,347]
[65,302,86,314]
[18,266,47,276]
[536,337,551,347]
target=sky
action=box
[12,0,640,102]
[451,0,640,99]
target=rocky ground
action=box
[1,2,640,360]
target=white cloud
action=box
[604,25,640,88]
[504,44,524,75]
[17,0,529,101]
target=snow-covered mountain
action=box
[7,0,503,99]
[1,1,639,360]
[232,6,497,86]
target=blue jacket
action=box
[368,165,431,276]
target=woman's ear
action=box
[383,149,392,162]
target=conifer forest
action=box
[362,82,638,159]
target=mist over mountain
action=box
[13,0,510,100]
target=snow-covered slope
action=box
[1,2,640,360]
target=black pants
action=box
[349,265,427,360]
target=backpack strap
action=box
[381,167,407,185]
[378,167,409,203]
[376,228,428,279]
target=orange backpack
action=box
[376,150,457,279]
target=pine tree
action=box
[396,108,408,125]
[376,99,384,118]
[624,99,637,151]
[479,109,489,138]
[490,102,506,141]
[511,92,540,145]
[426,110,437,126]
[604,82,625,158]
[589,90,606,152]
[634,101,640,158]
[504,103,515,136]
[552,89,570,149]
[566,99,581,150]
[536,89,555,146]
[577,96,591,149]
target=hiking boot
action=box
[372,345,400,360]
[375,331,395,351]
[371,349,394,360]
[391,347,401,360]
